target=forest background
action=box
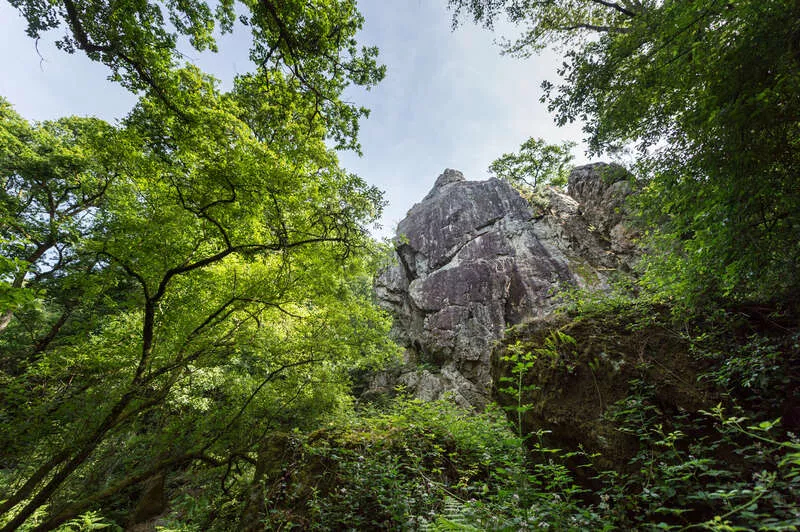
[1,0,799,530]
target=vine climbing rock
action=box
[373,165,637,408]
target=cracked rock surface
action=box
[373,165,636,408]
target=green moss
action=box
[566,256,602,288]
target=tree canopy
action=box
[488,137,575,191]
[4,0,800,529]
[1,1,396,529]
[451,0,800,301]
[9,0,384,150]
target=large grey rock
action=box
[532,163,638,289]
[373,164,637,408]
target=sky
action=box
[0,1,589,237]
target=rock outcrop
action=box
[373,164,636,408]
[532,163,638,287]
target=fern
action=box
[59,510,113,531]
[422,497,482,531]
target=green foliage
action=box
[498,342,540,439]
[705,333,796,394]
[492,299,800,530]
[488,137,575,191]
[221,396,607,531]
[449,0,634,52]
[424,497,482,531]
[247,398,528,530]
[499,333,577,439]
[5,1,799,529]
[8,0,385,151]
[451,0,800,302]
[0,1,393,527]
[600,386,800,530]
[57,511,117,531]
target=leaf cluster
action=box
[452,0,800,302]
[0,3,393,525]
[9,0,385,151]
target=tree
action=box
[449,0,637,50]
[0,73,395,529]
[1,1,394,528]
[450,0,800,301]
[0,102,121,336]
[488,137,575,192]
[8,0,384,150]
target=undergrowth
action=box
[22,299,799,531]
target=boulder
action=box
[373,164,637,408]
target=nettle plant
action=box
[498,332,579,438]
[493,335,608,531]
[498,340,541,440]
[497,327,800,530]
[601,381,800,530]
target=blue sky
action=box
[0,1,589,237]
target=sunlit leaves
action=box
[0,6,391,521]
[8,0,385,151]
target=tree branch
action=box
[61,0,187,119]
[556,23,631,34]
[32,451,212,531]
[201,357,318,453]
[589,0,637,18]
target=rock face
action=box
[374,164,636,408]
[532,163,638,286]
